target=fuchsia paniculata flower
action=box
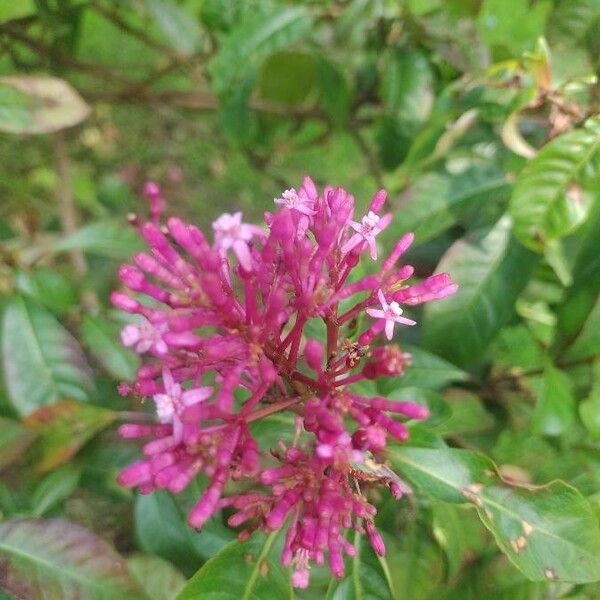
[113,178,457,588]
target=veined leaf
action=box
[394,168,510,245]
[0,76,90,135]
[423,217,537,366]
[509,116,600,252]
[209,6,312,93]
[175,531,293,600]
[391,446,600,583]
[1,296,95,416]
[0,518,141,599]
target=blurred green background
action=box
[1,1,600,599]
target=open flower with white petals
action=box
[367,289,416,340]
[342,211,392,260]
[121,318,168,355]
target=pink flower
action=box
[153,368,213,440]
[342,211,391,259]
[113,178,457,589]
[121,318,167,355]
[366,289,416,340]
[274,188,316,216]
[212,212,261,271]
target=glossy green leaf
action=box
[391,446,600,583]
[0,76,90,135]
[24,400,116,473]
[423,217,537,366]
[0,0,35,24]
[509,116,600,252]
[385,387,451,429]
[52,220,145,259]
[175,531,293,600]
[0,417,36,471]
[209,6,312,93]
[579,360,600,440]
[1,296,95,416]
[0,518,141,599]
[316,57,351,127]
[145,0,204,55]
[128,554,186,600]
[325,532,395,600]
[80,314,139,381]
[531,363,576,437]
[393,168,510,245]
[30,463,81,516]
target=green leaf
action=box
[135,490,233,571]
[531,363,576,437]
[0,76,90,135]
[509,116,600,252]
[259,51,316,105]
[325,532,395,599]
[128,554,186,600]
[391,446,600,583]
[384,520,445,600]
[14,268,77,316]
[175,531,293,600]
[431,502,489,578]
[316,57,352,127]
[423,217,537,366]
[1,296,95,416]
[30,463,81,516]
[0,417,36,471]
[0,518,141,599]
[385,387,451,429]
[556,204,600,359]
[478,0,551,55]
[209,6,312,94]
[380,49,434,130]
[0,0,35,24]
[80,314,139,381]
[52,220,145,259]
[379,345,468,393]
[145,0,204,55]
[435,390,495,437]
[24,400,116,473]
[392,168,510,245]
[579,361,600,440]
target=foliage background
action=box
[1,0,600,598]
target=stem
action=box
[246,396,303,423]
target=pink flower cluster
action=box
[113,178,456,587]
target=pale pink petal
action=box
[366,308,386,319]
[385,319,395,340]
